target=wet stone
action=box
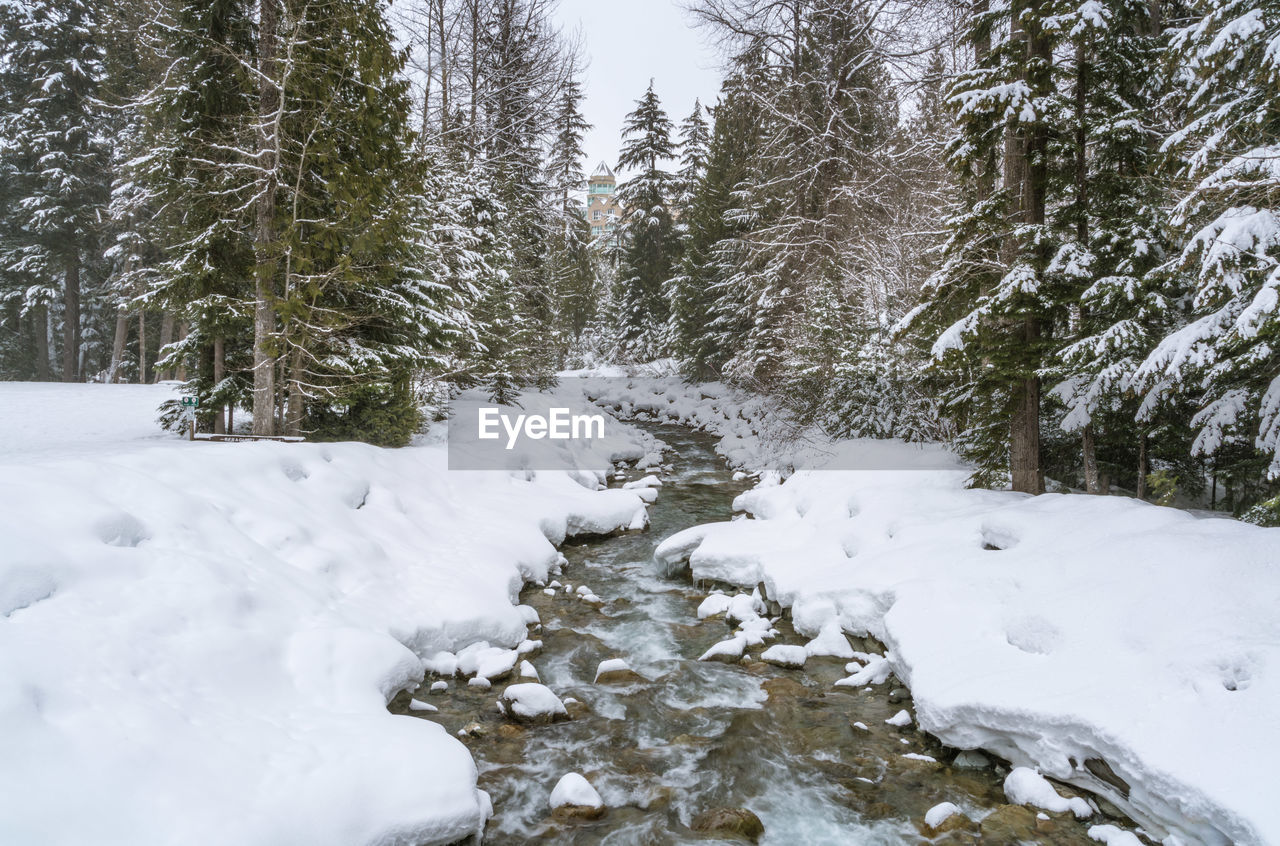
[690,808,765,843]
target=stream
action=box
[391,424,1145,845]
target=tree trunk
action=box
[286,345,304,437]
[157,312,175,381]
[252,0,281,436]
[62,257,80,382]
[33,305,51,381]
[109,308,129,383]
[213,335,226,434]
[1136,431,1148,500]
[276,356,288,432]
[176,322,189,381]
[1082,423,1101,494]
[137,310,147,384]
[1010,328,1043,494]
[1007,0,1050,495]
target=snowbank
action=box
[0,382,652,846]
[658,441,1280,845]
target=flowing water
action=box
[391,425,1144,845]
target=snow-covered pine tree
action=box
[545,79,599,338]
[668,55,764,379]
[615,80,678,361]
[673,99,711,215]
[1134,0,1280,506]
[274,0,461,444]
[1043,0,1172,494]
[124,0,257,430]
[0,0,110,383]
[903,0,1060,492]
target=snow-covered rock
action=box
[500,683,568,724]
[549,772,603,810]
[696,593,733,619]
[623,475,663,489]
[699,636,747,663]
[1004,768,1092,819]
[924,802,962,829]
[593,658,642,684]
[885,709,912,727]
[1087,824,1145,845]
[760,645,807,668]
[409,699,438,713]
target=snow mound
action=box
[663,433,1280,846]
[760,645,807,668]
[500,683,567,722]
[1004,768,1092,819]
[885,709,913,727]
[549,773,603,809]
[0,383,652,846]
[925,801,961,828]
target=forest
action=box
[1,0,1278,519]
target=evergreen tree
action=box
[904,0,1060,491]
[674,99,712,213]
[279,0,461,443]
[125,0,257,428]
[0,0,110,383]
[615,80,678,360]
[1135,0,1280,489]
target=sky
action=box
[553,0,724,179]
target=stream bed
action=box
[390,424,1147,845]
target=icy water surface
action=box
[391,425,1145,845]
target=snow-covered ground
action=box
[0,382,653,846]
[623,379,1280,846]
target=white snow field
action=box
[651,425,1280,845]
[0,382,653,846]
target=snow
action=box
[696,592,733,618]
[699,636,747,662]
[518,660,539,680]
[924,801,961,829]
[499,683,567,721]
[1089,824,1146,846]
[0,382,655,846]
[885,709,913,727]
[1004,768,1093,819]
[409,699,438,712]
[548,773,603,809]
[760,644,807,668]
[594,658,632,681]
[631,379,1280,846]
[623,474,663,489]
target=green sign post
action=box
[181,396,200,440]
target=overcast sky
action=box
[553,0,724,178]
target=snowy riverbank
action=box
[0,383,654,846]
[608,378,1280,846]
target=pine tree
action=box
[278,0,461,444]
[615,80,678,361]
[545,79,599,338]
[1135,0,1280,485]
[669,56,764,378]
[674,99,711,213]
[0,0,110,383]
[904,0,1059,491]
[1044,0,1171,494]
[124,0,257,428]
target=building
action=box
[583,161,621,246]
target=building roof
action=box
[590,161,615,179]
